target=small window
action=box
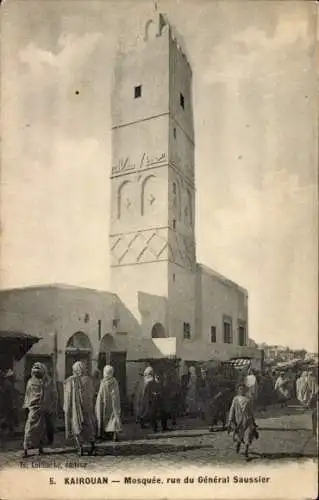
[238,324,246,346]
[112,318,119,328]
[134,85,142,98]
[180,92,185,109]
[210,326,216,343]
[183,322,191,340]
[173,127,177,139]
[223,319,233,344]
[172,219,176,229]
[84,313,90,323]
[172,273,176,282]
[172,182,177,194]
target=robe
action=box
[228,395,257,446]
[138,377,161,422]
[275,376,290,400]
[63,374,95,443]
[95,376,122,435]
[185,375,199,414]
[23,377,46,449]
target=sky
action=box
[1,0,318,351]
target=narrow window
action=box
[172,219,176,229]
[112,318,119,328]
[172,273,176,282]
[173,127,177,139]
[210,326,216,343]
[172,182,177,194]
[134,85,142,98]
[238,324,246,346]
[180,92,185,109]
[183,322,191,340]
[223,319,233,344]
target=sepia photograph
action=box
[0,0,318,498]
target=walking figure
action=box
[63,361,96,456]
[227,383,259,458]
[95,365,122,442]
[23,362,47,457]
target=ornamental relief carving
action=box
[110,229,195,271]
[112,152,167,175]
[116,173,160,219]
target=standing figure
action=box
[227,384,259,458]
[132,369,144,421]
[179,361,190,416]
[23,362,47,457]
[92,369,101,406]
[185,366,199,416]
[42,367,58,446]
[296,371,311,407]
[2,370,19,437]
[95,365,122,442]
[274,371,290,405]
[209,372,235,432]
[244,368,258,406]
[138,366,164,432]
[63,361,96,456]
[197,367,211,421]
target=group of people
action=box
[15,360,319,458]
[22,361,122,457]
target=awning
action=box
[0,331,41,360]
[227,358,251,369]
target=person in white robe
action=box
[63,361,96,456]
[95,365,122,442]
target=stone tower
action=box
[110,12,197,341]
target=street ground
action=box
[0,406,317,471]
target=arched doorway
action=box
[98,334,127,405]
[151,322,166,338]
[65,331,92,378]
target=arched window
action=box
[117,180,134,219]
[151,322,166,338]
[144,19,157,41]
[66,331,92,350]
[141,175,157,215]
[100,333,115,351]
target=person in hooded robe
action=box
[296,371,309,406]
[185,366,199,416]
[63,361,96,456]
[23,362,47,457]
[227,383,259,458]
[138,366,164,432]
[92,369,101,406]
[42,367,58,446]
[1,369,19,436]
[95,365,122,442]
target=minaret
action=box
[110,10,196,341]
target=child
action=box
[227,383,259,458]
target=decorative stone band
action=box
[110,228,196,270]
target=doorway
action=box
[65,331,92,378]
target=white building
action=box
[0,11,261,400]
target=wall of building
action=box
[0,287,140,383]
[196,265,248,351]
[167,261,196,340]
[111,21,170,128]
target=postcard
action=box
[0,0,318,499]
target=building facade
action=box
[0,11,261,399]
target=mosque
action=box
[0,11,261,400]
